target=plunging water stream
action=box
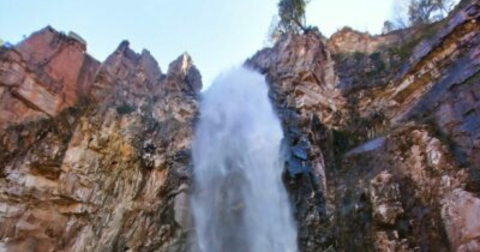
[191,67,298,252]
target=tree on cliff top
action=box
[268,0,312,43]
[278,0,310,34]
[409,0,456,25]
[385,0,456,31]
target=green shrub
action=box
[116,103,136,115]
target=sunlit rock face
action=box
[0,27,201,252]
[1,0,480,251]
[0,26,100,129]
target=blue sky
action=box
[1,0,397,88]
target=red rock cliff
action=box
[0,26,100,128]
[0,26,201,252]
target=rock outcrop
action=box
[1,0,480,251]
[0,26,100,129]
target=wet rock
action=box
[173,184,191,229]
[287,157,311,176]
[248,32,338,251]
[292,137,310,160]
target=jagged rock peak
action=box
[0,26,203,130]
[102,39,162,85]
[166,53,202,93]
[0,26,202,252]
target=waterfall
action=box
[190,67,298,252]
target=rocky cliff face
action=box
[247,0,480,251]
[1,1,480,252]
[0,26,200,252]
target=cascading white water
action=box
[191,67,298,252]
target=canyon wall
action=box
[1,0,480,251]
[0,27,200,252]
[247,0,480,251]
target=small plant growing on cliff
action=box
[116,102,136,115]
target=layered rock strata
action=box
[247,0,480,251]
[0,26,201,252]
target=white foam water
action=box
[190,67,298,252]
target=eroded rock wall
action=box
[247,1,480,251]
[0,27,201,252]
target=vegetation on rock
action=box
[384,0,456,32]
[269,0,316,43]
